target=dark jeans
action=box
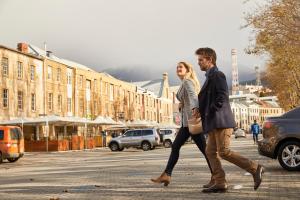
[164,127,212,176]
[253,134,258,143]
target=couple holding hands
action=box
[151,47,264,193]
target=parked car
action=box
[258,107,300,171]
[159,128,177,148]
[108,128,161,151]
[234,128,246,138]
[0,126,24,163]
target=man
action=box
[196,47,264,193]
[251,120,260,144]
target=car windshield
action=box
[282,107,300,119]
[10,128,23,140]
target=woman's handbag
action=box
[188,117,203,135]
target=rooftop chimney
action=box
[17,43,28,53]
[46,50,53,57]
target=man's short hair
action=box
[195,47,217,66]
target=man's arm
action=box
[210,71,228,112]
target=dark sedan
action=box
[258,107,300,171]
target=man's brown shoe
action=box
[202,184,228,193]
[253,165,264,190]
[151,172,171,186]
[203,178,215,188]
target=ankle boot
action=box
[151,172,171,186]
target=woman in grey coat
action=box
[151,61,212,186]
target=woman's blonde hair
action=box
[178,61,201,93]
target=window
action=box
[100,80,102,94]
[132,130,142,137]
[67,72,72,85]
[124,131,134,137]
[94,79,97,90]
[67,98,72,112]
[2,57,8,76]
[31,93,36,111]
[110,84,114,101]
[17,61,23,79]
[86,80,91,90]
[58,95,62,112]
[10,128,23,140]
[3,89,8,108]
[0,130,4,140]
[47,66,52,79]
[30,65,35,81]
[17,91,23,110]
[48,93,53,111]
[80,98,84,114]
[105,82,109,94]
[142,130,153,136]
[57,68,61,81]
[94,100,97,115]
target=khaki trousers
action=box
[206,128,258,185]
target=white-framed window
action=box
[17,91,23,110]
[67,98,72,112]
[67,72,72,85]
[2,57,8,76]
[3,89,8,108]
[48,93,53,111]
[47,66,52,79]
[110,84,114,101]
[57,68,61,82]
[31,93,36,111]
[30,65,35,81]
[17,61,23,79]
[58,95,62,112]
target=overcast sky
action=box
[0,0,266,85]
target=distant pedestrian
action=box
[196,47,264,193]
[151,61,212,187]
[251,120,260,144]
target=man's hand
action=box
[192,108,200,118]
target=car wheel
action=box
[0,152,2,164]
[7,158,19,163]
[164,140,172,148]
[278,141,300,171]
[109,143,119,152]
[142,141,151,151]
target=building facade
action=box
[0,43,173,142]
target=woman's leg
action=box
[191,132,213,174]
[164,127,190,176]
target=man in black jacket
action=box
[196,48,264,193]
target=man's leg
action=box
[215,128,258,174]
[205,130,226,186]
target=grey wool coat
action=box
[176,79,199,127]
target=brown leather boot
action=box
[203,177,215,188]
[151,172,171,186]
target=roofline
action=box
[0,44,43,60]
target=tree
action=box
[244,0,300,110]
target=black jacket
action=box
[198,66,235,133]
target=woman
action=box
[151,61,212,186]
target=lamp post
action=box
[39,114,48,152]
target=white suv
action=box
[108,128,161,151]
[159,128,177,148]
